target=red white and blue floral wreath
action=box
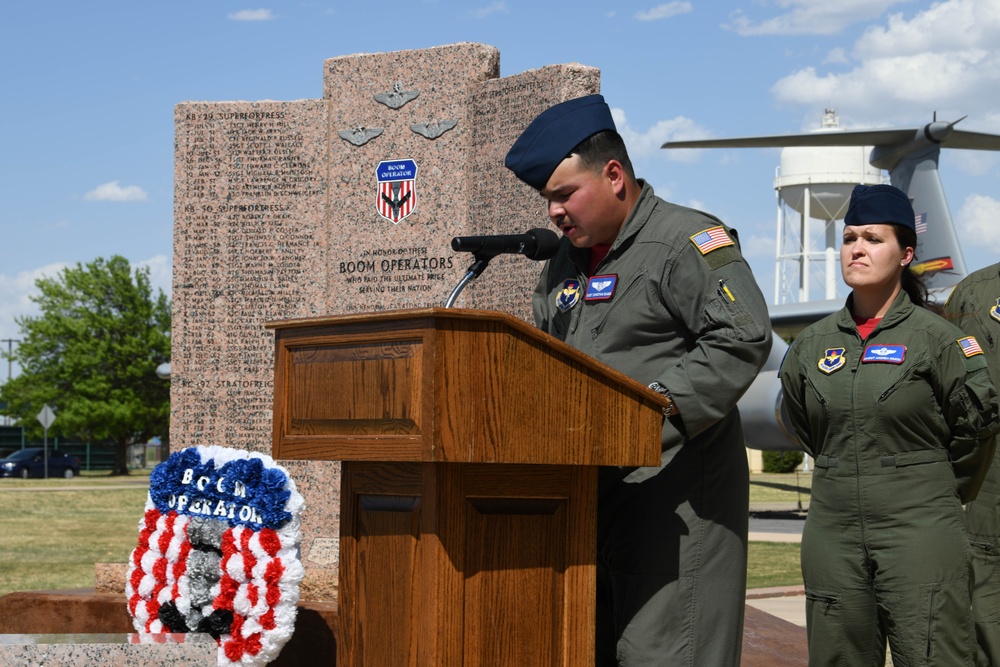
[126,445,305,667]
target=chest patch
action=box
[818,348,846,374]
[585,274,617,301]
[862,344,906,364]
[990,297,1000,323]
[556,279,581,312]
[958,336,984,358]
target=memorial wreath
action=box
[126,445,305,666]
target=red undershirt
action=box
[853,315,882,340]
[588,244,611,276]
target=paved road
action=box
[0,480,149,492]
[749,509,805,542]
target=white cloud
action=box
[137,254,173,298]
[634,2,692,22]
[769,0,1000,123]
[823,48,850,65]
[83,181,148,202]
[855,0,1000,58]
[612,107,713,160]
[469,2,507,19]
[724,0,908,36]
[0,262,68,360]
[227,9,275,21]
[948,150,999,177]
[957,194,1000,253]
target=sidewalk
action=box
[747,504,806,627]
[746,586,805,627]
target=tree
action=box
[0,256,170,475]
[762,449,805,474]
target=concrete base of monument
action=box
[0,589,806,666]
[0,590,338,666]
[0,631,217,666]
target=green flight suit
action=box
[780,289,998,667]
[943,262,1000,667]
[533,182,772,666]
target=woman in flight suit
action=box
[779,184,998,666]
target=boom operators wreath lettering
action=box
[126,445,305,667]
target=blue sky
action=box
[1,0,999,377]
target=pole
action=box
[1,339,19,427]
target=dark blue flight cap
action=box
[504,94,617,190]
[844,184,915,232]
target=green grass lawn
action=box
[747,541,801,589]
[749,471,812,505]
[747,471,808,588]
[0,475,150,596]
[0,471,808,597]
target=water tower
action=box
[773,109,883,304]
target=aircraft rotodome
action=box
[663,113,1000,451]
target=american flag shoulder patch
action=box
[691,226,734,255]
[958,336,984,358]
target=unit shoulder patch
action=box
[957,336,988,372]
[690,226,739,270]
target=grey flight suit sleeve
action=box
[655,240,772,444]
[777,341,815,457]
[938,336,999,503]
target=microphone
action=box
[451,228,561,260]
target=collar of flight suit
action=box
[836,288,916,337]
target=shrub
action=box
[762,449,804,474]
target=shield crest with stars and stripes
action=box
[375,159,417,224]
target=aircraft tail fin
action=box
[888,147,968,290]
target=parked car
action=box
[0,448,81,479]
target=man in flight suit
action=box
[504,94,772,666]
[944,262,1000,666]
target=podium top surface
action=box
[267,307,668,466]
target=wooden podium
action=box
[267,308,666,666]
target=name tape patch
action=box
[585,274,617,301]
[862,344,906,364]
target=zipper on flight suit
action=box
[878,372,910,403]
[848,335,873,561]
[804,590,839,606]
[970,540,995,554]
[975,313,996,350]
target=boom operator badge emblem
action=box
[376,159,417,224]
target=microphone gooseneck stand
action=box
[444,228,560,307]
[444,254,493,308]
